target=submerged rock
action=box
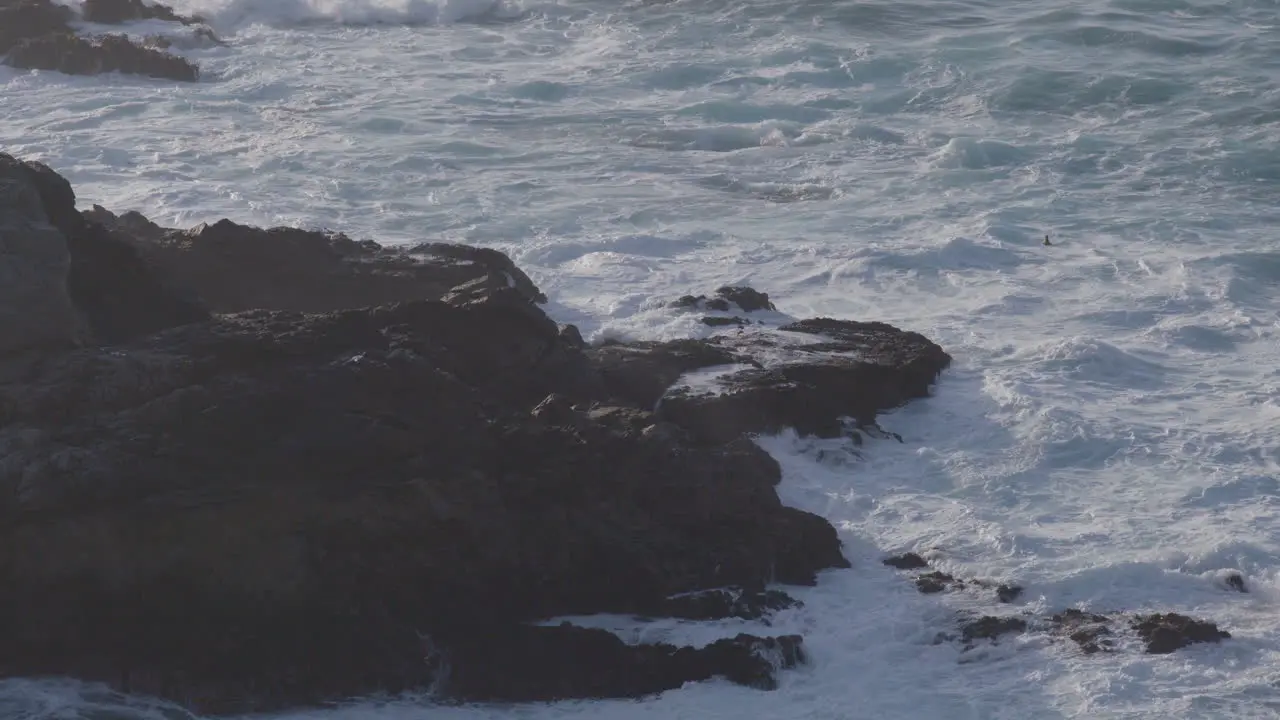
[995,584,1024,603]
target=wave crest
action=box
[172,0,525,28]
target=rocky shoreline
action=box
[2,0,218,82]
[0,153,1235,715]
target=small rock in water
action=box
[882,553,929,570]
[1224,572,1247,593]
[1132,613,1230,654]
[996,584,1024,603]
[715,286,775,312]
[960,616,1028,644]
[916,571,959,594]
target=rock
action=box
[81,0,197,24]
[0,154,85,357]
[671,285,776,314]
[655,319,951,445]
[1224,572,1247,593]
[0,300,847,714]
[1,153,208,346]
[0,0,201,80]
[702,316,748,327]
[409,241,547,304]
[89,215,534,315]
[0,0,74,55]
[590,339,743,410]
[915,571,959,594]
[441,625,805,702]
[716,286,775,312]
[882,552,929,570]
[5,31,199,81]
[959,616,1027,644]
[996,584,1024,603]
[1049,609,1113,655]
[1132,613,1230,654]
[0,156,959,715]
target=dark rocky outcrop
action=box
[82,0,199,24]
[672,285,776,326]
[442,625,805,702]
[648,587,801,622]
[652,320,952,445]
[0,154,951,715]
[960,616,1027,645]
[1,0,204,81]
[880,550,1233,657]
[6,31,199,81]
[1132,613,1230,654]
[1049,609,1113,655]
[87,208,544,315]
[882,552,929,570]
[1224,572,1247,593]
[916,571,959,594]
[672,286,776,314]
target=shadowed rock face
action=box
[0,154,952,715]
[0,155,85,358]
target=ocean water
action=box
[3,0,1280,717]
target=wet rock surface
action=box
[1133,613,1231,654]
[882,552,930,570]
[1,0,207,81]
[442,625,805,702]
[960,616,1028,645]
[0,154,949,715]
[882,551,1234,658]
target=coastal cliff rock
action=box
[0,155,86,358]
[1,0,204,81]
[0,153,952,715]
